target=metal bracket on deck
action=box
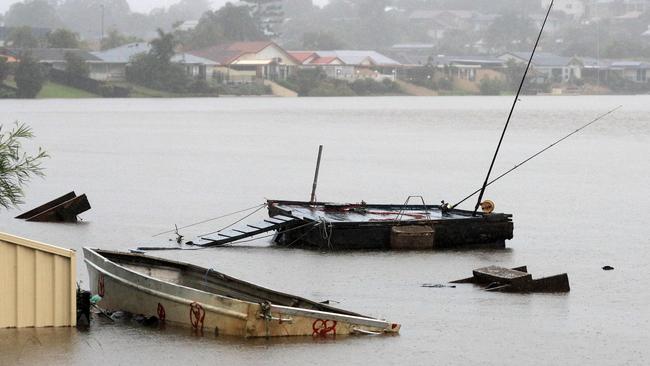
[396,195,431,221]
[258,313,294,324]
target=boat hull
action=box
[83,248,400,338]
[268,200,513,250]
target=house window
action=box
[636,69,646,82]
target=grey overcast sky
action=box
[0,0,329,14]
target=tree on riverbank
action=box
[126,29,190,93]
[0,123,49,209]
[15,53,47,98]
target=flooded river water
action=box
[0,96,648,365]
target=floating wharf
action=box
[186,200,513,250]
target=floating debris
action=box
[451,265,570,293]
[421,284,456,289]
[16,191,91,222]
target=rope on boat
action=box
[152,203,267,237]
[452,105,623,209]
[284,222,321,248]
[197,204,268,237]
[318,218,333,249]
[203,268,214,289]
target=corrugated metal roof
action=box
[171,53,218,65]
[91,43,150,63]
[503,52,573,67]
[92,43,217,65]
[7,48,101,62]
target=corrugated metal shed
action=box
[0,232,76,328]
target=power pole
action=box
[100,4,105,41]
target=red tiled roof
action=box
[288,51,316,64]
[187,41,274,65]
[310,56,339,65]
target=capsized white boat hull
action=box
[83,248,400,338]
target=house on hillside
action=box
[585,0,650,19]
[91,43,217,81]
[176,20,199,32]
[4,47,102,71]
[578,56,612,83]
[289,51,353,79]
[499,52,582,83]
[609,60,650,82]
[314,50,402,80]
[543,0,586,19]
[408,10,496,40]
[431,55,505,82]
[188,41,299,83]
[577,57,650,84]
[388,44,436,65]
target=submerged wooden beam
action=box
[451,265,570,293]
[16,193,91,223]
[15,192,77,219]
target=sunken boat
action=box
[84,248,401,337]
[185,199,513,251]
[267,200,512,250]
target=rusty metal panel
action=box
[0,232,76,328]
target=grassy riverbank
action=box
[3,80,98,99]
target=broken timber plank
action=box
[187,217,299,248]
[451,265,570,293]
[247,221,275,230]
[25,194,91,222]
[15,191,77,219]
[271,215,294,222]
[472,266,532,287]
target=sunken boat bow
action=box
[267,200,513,250]
[83,248,400,337]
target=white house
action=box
[499,52,582,83]
[188,41,299,83]
[91,43,217,81]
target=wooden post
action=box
[310,145,323,203]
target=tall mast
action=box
[472,0,555,215]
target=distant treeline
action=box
[3,0,650,60]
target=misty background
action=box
[0,0,329,13]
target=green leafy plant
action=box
[0,123,49,209]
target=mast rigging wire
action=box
[151,203,267,237]
[453,105,622,209]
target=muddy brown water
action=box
[1,96,648,365]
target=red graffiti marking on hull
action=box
[190,302,205,331]
[98,273,105,297]
[157,303,166,322]
[312,319,337,337]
